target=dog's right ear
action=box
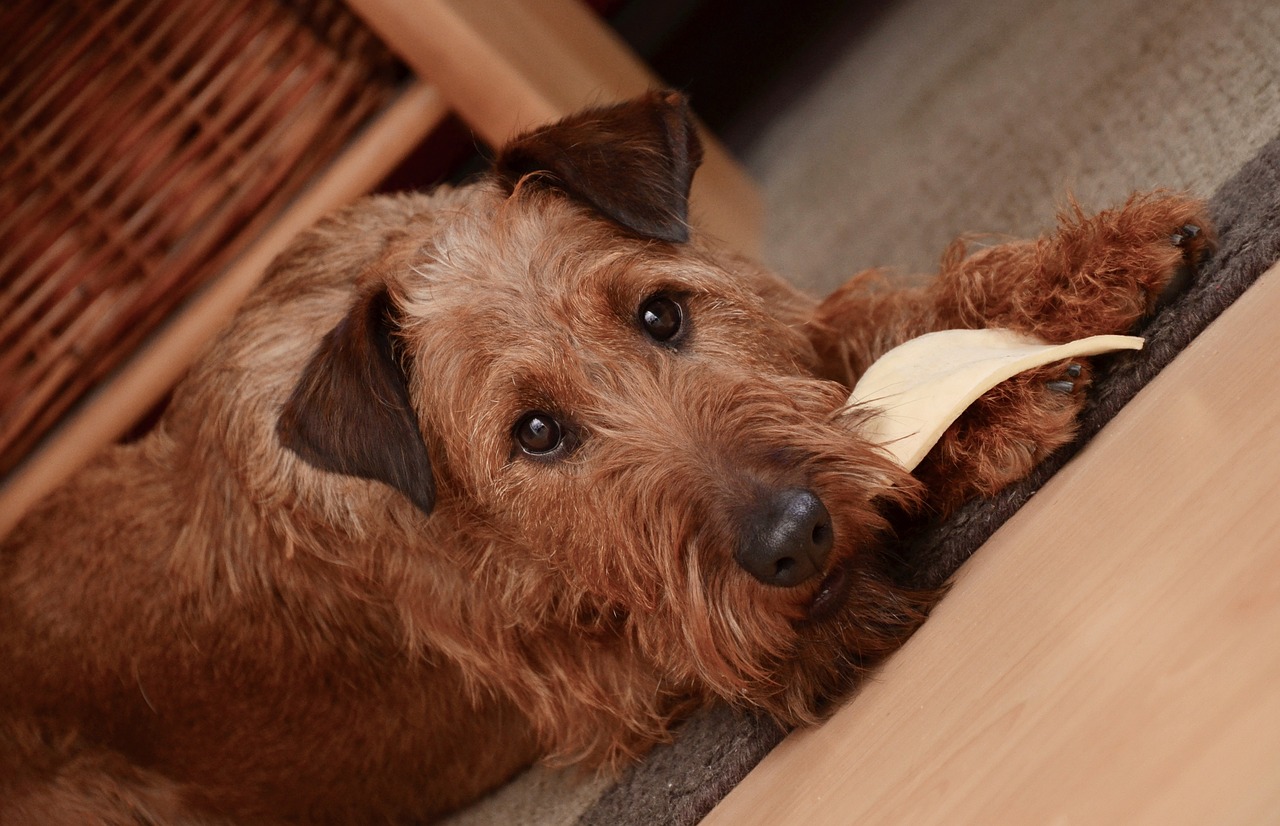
[277,287,435,515]
[494,90,704,243]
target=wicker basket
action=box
[0,0,407,475]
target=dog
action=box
[0,91,1212,823]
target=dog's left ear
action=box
[278,287,435,515]
[495,90,704,243]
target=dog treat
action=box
[846,329,1144,470]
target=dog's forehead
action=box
[390,184,822,420]
[399,187,745,336]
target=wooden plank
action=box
[343,0,763,258]
[0,82,449,539]
[704,261,1280,826]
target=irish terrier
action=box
[0,91,1212,823]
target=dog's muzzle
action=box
[736,488,834,587]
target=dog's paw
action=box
[1043,359,1085,396]
[1085,193,1214,315]
[912,358,1092,517]
[1153,222,1208,310]
[986,192,1216,342]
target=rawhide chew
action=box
[845,329,1144,470]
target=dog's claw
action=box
[1046,379,1076,395]
[1156,225,1205,311]
[1171,224,1201,247]
[1064,362,1083,379]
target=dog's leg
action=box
[814,191,1213,514]
[908,357,1094,515]
[919,192,1212,512]
[926,191,1213,342]
[1,740,208,826]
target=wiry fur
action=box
[0,93,1213,823]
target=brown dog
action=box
[0,92,1211,823]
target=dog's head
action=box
[273,92,934,743]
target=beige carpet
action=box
[748,0,1280,291]
[447,0,1280,822]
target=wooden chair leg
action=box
[345,0,764,258]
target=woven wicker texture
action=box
[0,0,405,475]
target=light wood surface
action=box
[705,261,1280,826]
[343,0,762,258]
[0,83,448,539]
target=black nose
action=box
[737,488,834,587]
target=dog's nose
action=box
[737,488,834,587]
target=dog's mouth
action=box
[805,561,853,623]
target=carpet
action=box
[744,0,1280,293]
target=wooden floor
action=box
[704,261,1280,825]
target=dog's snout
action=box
[737,488,834,587]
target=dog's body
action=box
[0,93,1211,823]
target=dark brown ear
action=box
[494,90,704,243]
[278,287,434,515]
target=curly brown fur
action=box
[0,92,1212,823]
[813,192,1213,514]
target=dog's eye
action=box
[638,295,684,343]
[514,411,563,455]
